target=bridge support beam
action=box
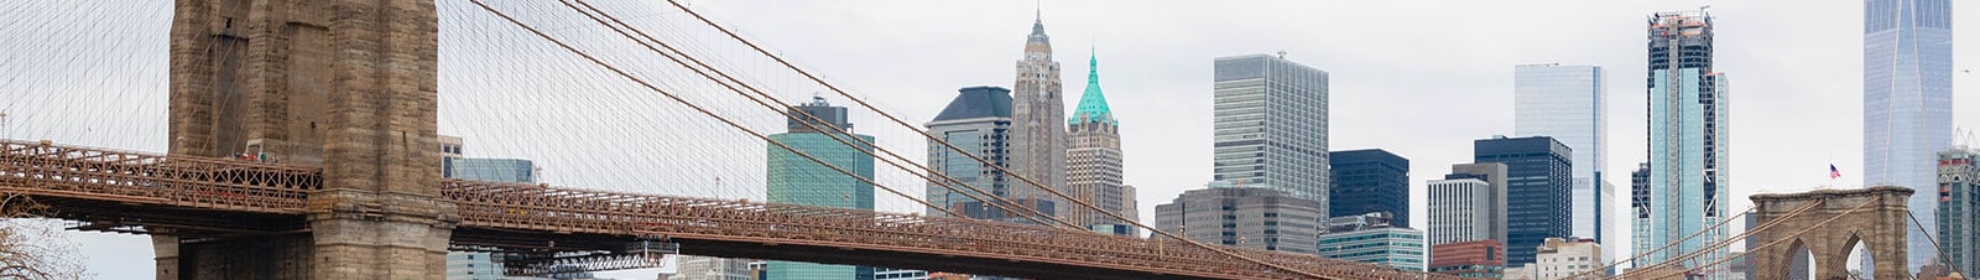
[169,0,450,279]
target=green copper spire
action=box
[1070,49,1115,126]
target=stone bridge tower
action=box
[164,0,451,279]
[1749,186,1912,280]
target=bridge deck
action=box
[0,140,1470,280]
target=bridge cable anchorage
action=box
[647,1,1348,278]
[1560,203,1779,279]
[545,0,1080,230]
[1907,209,1965,277]
[1608,199,1879,280]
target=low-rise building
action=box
[1428,239,1503,278]
[1315,212,1426,271]
[1508,237,1603,280]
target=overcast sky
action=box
[4,0,1979,279]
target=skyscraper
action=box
[1330,149,1410,228]
[1938,147,1979,275]
[1513,64,1610,247]
[1155,186,1323,254]
[1864,0,1954,269]
[924,86,1026,221]
[1008,13,1068,221]
[1428,162,1508,246]
[765,96,876,280]
[1636,10,1731,271]
[1067,50,1136,235]
[1474,136,1572,267]
[1211,54,1331,212]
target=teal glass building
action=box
[765,97,877,280]
[1633,10,1730,274]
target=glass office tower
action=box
[1635,10,1731,276]
[1211,54,1331,211]
[1513,64,1610,248]
[1864,0,1954,270]
[766,97,877,280]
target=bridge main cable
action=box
[1560,203,1784,279]
[1610,199,1879,279]
[547,0,1082,230]
[648,1,1351,278]
[457,0,969,222]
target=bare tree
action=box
[0,193,89,279]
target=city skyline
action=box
[4,1,1979,278]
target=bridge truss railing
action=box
[447,182,1466,280]
[0,140,316,214]
[1,140,1465,279]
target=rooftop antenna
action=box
[1276,50,1287,59]
[1958,126,1978,149]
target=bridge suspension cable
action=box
[641,1,1359,278]
[1611,198,1880,280]
[1560,203,1780,279]
[543,0,1082,230]
[1907,209,1964,277]
[457,0,969,223]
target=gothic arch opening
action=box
[1785,238,1813,280]
[1843,233,1875,279]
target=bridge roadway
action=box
[0,140,1467,280]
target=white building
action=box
[874,268,930,280]
[1427,163,1508,246]
[1507,237,1603,280]
[1427,178,1492,245]
[446,252,502,280]
[668,256,755,280]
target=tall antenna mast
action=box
[1958,126,1978,149]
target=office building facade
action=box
[1475,136,1573,267]
[437,138,533,280]
[924,86,1028,221]
[1939,148,1980,275]
[1636,10,1731,270]
[1008,14,1068,221]
[450,158,535,183]
[1428,162,1511,246]
[1514,64,1611,248]
[766,96,877,280]
[1317,212,1426,271]
[1431,240,1506,278]
[1330,149,1410,227]
[1864,0,1955,269]
[671,256,756,280]
[1520,238,1603,280]
[1155,186,1323,254]
[1212,54,1331,213]
[1068,50,1137,234]
[445,253,501,280]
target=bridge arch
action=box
[1748,186,1911,280]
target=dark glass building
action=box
[1473,136,1571,267]
[1329,149,1410,228]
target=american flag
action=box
[1830,164,1842,179]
